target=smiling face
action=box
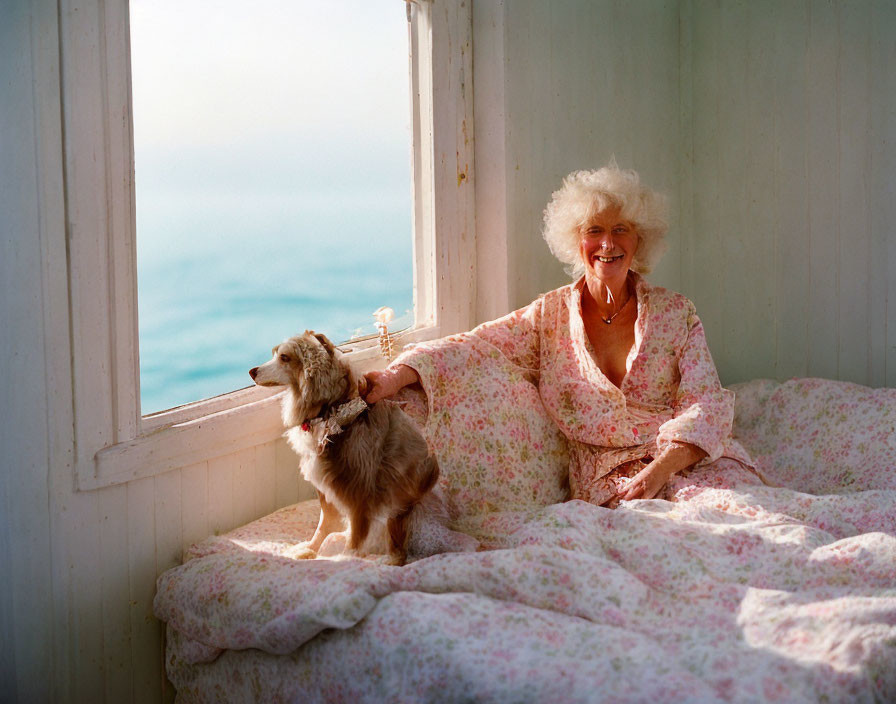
[578,205,640,287]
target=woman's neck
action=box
[583,273,631,319]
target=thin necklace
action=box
[601,292,632,325]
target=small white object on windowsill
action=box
[373,306,396,361]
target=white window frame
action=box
[61,0,475,491]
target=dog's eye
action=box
[279,354,290,363]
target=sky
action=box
[130,0,413,254]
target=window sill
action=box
[80,325,441,491]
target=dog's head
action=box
[250,331,353,426]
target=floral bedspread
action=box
[154,378,896,703]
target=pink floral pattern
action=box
[396,274,752,508]
[154,378,896,703]
[731,377,896,493]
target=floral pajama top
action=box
[395,273,753,505]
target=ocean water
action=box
[137,197,413,415]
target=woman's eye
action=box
[279,354,290,363]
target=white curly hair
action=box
[542,164,669,277]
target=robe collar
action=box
[569,271,651,393]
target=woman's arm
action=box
[362,296,545,403]
[361,364,420,404]
[655,303,734,463]
[615,441,706,501]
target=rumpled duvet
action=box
[154,377,896,703]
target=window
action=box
[130,1,415,414]
[60,0,475,490]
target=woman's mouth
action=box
[593,254,624,264]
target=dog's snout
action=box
[249,367,258,380]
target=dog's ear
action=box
[312,332,336,356]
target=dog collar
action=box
[325,397,369,430]
[301,397,369,450]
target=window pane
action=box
[130,0,413,415]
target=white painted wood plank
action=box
[773,0,811,381]
[714,1,751,383]
[127,477,160,703]
[503,0,555,306]
[688,0,726,379]
[255,442,278,519]
[471,0,511,324]
[837,0,873,386]
[180,461,210,555]
[727,1,778,384]
[208,454,236,536]
[870,0,895,388]
[62,488,106,704]
[634,0,682,293]
[31,0,74,695]
[90,393,283,490]
[430,0,477,336]
[678,0,696,303]
[154,471,183,576]
[153,471,182,704]
[806,0,841,380]
[99,485,133,703]
[0,464,14,701]
[26,0,74,701]
[0,2,55,700]
[232,447,259,529]
[59,0,119,473]
[274,437,303,507]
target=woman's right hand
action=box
[360,364,420,404]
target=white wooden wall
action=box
[482,0,895,388]
[2,1,894,703]
[679,0,896,387]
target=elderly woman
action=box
[364,164,755,508]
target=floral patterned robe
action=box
[395,273,753,506]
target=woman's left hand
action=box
[616,460,674,501]
[616,441,707,502]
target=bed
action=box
[154,377,896,703]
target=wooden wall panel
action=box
[684,0,723,351]
[772,0,811,381]
[871,0,896,388]
[0,2,57,701]
[681,0,894,387]
[127,477,160,704]
[497,0,682,310]
[180,462,210,557]
[837,1,874,385]
[804,0,842,382]
[99,485,133,703]
[276,437,307,506]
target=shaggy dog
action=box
[250,331,472,564]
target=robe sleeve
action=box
[391,297,543,388]
[655,303,734,462]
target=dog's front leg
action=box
[287,492,344,559]
[308,492,343,550]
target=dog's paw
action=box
[318,531,348,557]
[283,542,317,560]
